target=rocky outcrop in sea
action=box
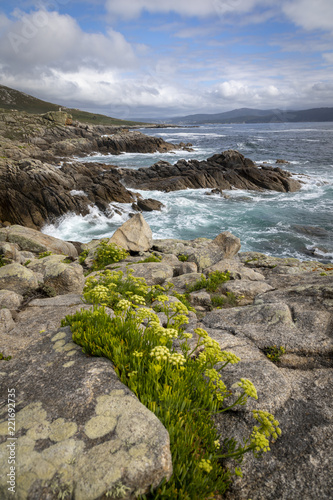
[120,149,301,193]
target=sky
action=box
[0,0,332,119]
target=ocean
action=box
[42,122,333,262]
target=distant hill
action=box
[165,107,333,125]
[0,84,147,126]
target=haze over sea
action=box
[43,122,333,262]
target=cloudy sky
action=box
[0,0,332,119]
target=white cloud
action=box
[0,2,332,118]
[282,0,333,32]
[0,10,136,75]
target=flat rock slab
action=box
[203,287,333,354]
[0,326,172,499]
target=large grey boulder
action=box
[0,263,39,295]
[153,233,241,272]
[0,324,172,500]
[0,225,78,257]
[187,244,225,271]
[212,231,241,259]
[28,255,85,295]
[109,214,152,252]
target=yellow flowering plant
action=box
[62,272,281,499]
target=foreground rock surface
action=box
[0,222,332,500]
[203,255,333,500]
[0,324,172,500]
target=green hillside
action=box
[0,84,147,126]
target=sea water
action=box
[42,122,333,262]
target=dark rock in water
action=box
[96,130,188,155]
[131,202,142,212]
[121,150,301,193]
[137,198,165,212]
[276,158,289,164]
[293,225,330,237]
[205,188,224,196]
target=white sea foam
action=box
[70,190,88,197]
[42,204,133,243]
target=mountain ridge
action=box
[163,107,333,125]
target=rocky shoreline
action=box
[1,109,301,230]
[0,217,332,499]
[1,110,331,499]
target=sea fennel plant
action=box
[62,270,281,499]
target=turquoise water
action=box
[43,123,333,262]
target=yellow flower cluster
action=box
[131,294,146,305]
[198,459,213,473]
[169,301,189,314]
[172,314,189,328]
[156,294,169,303]
[150,346,170,361]
[84,284,110,304]
[169,353,186,366]
[117,299,132,310]
[149,347,185,366]
[220,351,241,365]
[133,350,144,358]
[252,410,282,440]
[135,308,160,323]
[237,378,258,400]
[250,429,270,453]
